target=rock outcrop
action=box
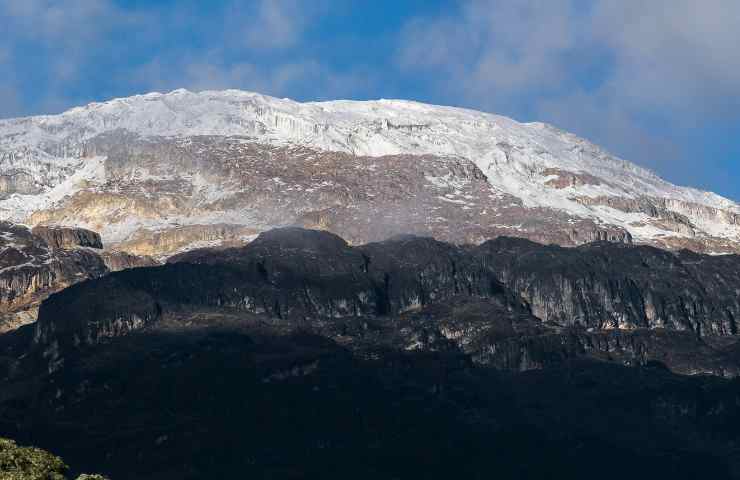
[99,250,159,272]
[0,170,41,198]
[0,222,153,333]
[0,222,109,333]
[31,225,103,250]
[476,237,740,336]
[115,223,259,259]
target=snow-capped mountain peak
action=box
[0,89,738,255]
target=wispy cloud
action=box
[396,0,740,191]
[399,0,582,109]
[590,0,740,116]
[237,0,318,50]
[0,0,358,114]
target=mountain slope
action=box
[1,89,738,256]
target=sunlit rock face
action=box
[98,250,158,272]
[0,222,109,333]
[0,89,737,258]
[0,221,157,333]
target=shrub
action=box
[0,438,109,480]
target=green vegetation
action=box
[0,438,108,480]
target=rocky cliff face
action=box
[115,223,259,259]
[3,228,740,479]
[31,225,103,250]
[476,237,740,336]
[98,250,159,272]
[34,229,512,360]
[24,228,740,378]
[0,222,110,333]
[0,221,157,333]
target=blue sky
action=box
[1,0,738,200]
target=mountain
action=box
[3,89,740,479]
[3,228,740,479]
[1,89,738,258]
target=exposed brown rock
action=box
[541,168,603,189]
[47,138,636,256]
[115,224,259,259]
[31,225,103,250]
[0,222,111,333]
[11,134,737,258]
[99,251,159,272]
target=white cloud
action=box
[399,0,740,116]
[0,0,359,115]
[591,0,740,115]
[244,0,306,49]
[222,0,323,51]
[399,0,583,108]
[0,0,152,89]
[0,47,21,118]
[397,0,740,184]
[1,0,142,45]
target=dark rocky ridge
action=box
[26,228,740,377]
[3,228,740,478]
[478,237,740,336]
[6,319,740,479]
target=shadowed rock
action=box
[2,228,740,479]
[23,228,740,378]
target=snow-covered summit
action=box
[0,88,738,252]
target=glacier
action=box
[0,88,738,253]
